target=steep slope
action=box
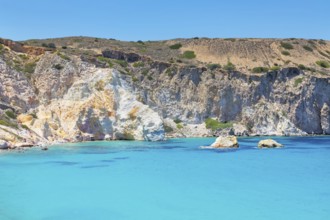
[0,37,329,148]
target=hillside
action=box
[0,36,329,149]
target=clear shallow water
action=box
[0,137,330,220]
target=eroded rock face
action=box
[258,139,283,148]
[26,68,165,142]
[210,136,239,148]
[1,42,330,147]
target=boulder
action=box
[14,142,34,148]
[0,140,9,149]
[17,114,33,123]
[210,135,239,148]
[258,139,283,148]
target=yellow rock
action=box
[17,114,33,123]
[210,135,239,148]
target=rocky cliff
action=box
[0,37,329,148]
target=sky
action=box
[1,0,329,41]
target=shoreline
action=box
[1,134,329,153]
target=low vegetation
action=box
[252,66,269,73]
[224,38,236,42]
[95,80,105,91]
[176,124,183,129]
[270,66,280,71]
[207,63,221,70]
[42,43,56,49]
[205,118,233,131]
[5,110,16,119]
[182,51,196,59]
[58,53,71,61]
[97,56,114,68]
[319,40,327,45]
[164,125,174,133]
[113,59,128,67]
[169,43,182,50]
[281,50,290,56]
[294,77,304,87]
[280,42,294,50]
[316,60,330,68]
[0,119,18,129]
[53,64,64,70]
[174,119,182,124]
[132,61,144,68]
[23,62,37,74]
[303,45,313,52]
[223,61,236,71]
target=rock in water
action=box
[0,140,10,149]
[210,135,239,148]
[258,139,283,148]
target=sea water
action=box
[0,137,329,220]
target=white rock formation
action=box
[258,139,283,148]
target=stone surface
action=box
[258,139,283,148]
[0,38,329,148]
[210,135,239,148]
[0,140,9,149]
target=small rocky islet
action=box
[201,136,283,149]
[0,37,329,149]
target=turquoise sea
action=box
[0,137,329,220]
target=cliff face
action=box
[129,63,330,136]
[0,37,329,147]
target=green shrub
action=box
[5,110,16,119]
[224,38,236,42]
[294,78,304,87]
[0,119,18,129]
[316,60,330,68]
[132,77,139,82]
[303,45,313,52]
[205,118,233,131]
[97,56,114,68]
[176,124,183,129]
[137,40,144,44]
[174,119,182,124]
[319,40,327,45]
[223,61,236,71]
[182,51,196,59]
[141,70,148,75]
[308,40,317,46]
[18,54,29,60]
[42,43,56,49]
[298,64,306,70]
[207,63,221,70]
[133,61,144,68]
[23,62,36,74]
[30,113,38,119]
[252,66,269,73]
[326,50,330,55]
[114,60,128,67]
[270,66,280,71]
[169,43,182,49]
[280,42,294,50]
[59,53,71,61]
[53,64,63,70]
[318,51,330,59]
[164,125,174,133]
[95,80,105,91]
[147,75,153,80]
[21,124,29,130]
[281,50,290,56]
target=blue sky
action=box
[1,0,329,41]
